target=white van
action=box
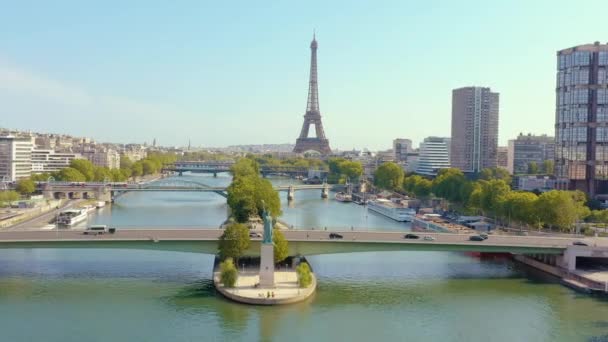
[84,225,108,235]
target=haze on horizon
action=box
[1,0,607,150]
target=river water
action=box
[1,173,608,342]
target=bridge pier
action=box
[287,186,295,201]
[321,184,329,199]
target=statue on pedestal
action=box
[262,207,273,244]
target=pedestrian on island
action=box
[272,292,275,298]
[267,291,270,298]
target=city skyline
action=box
[1,1,608,149]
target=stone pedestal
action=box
[259,243,275,287]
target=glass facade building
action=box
[555,42,608,195]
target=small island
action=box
[213,159,317,305]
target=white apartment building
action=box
[416,137,451,176]
[0,136,34,181]
[31,149,83,173]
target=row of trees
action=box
[409,167,590,232]
[29,152,178,183]
[525,160,554,175]
[253,154,327,171]
[371,162,598,232]
[226,158,281,222]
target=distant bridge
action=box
[164,160,328,178]
[40,180,342,201]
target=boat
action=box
[96,201,106,209]
[57,209,88,226]
[335,192,353,202]
[367,198,416,222]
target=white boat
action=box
[96,201,106,209]
[335,192,353,202]
[367,198,416,222]
[57,209,88,226]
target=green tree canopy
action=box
[57,167,86,182]
[480,167,512,184]
[536,190,589,232]
[528,161,539,174]
[478,179,511,216]
[219,257,238,288]
[0,191,20,207]
[432,168,467,203]
[70,159,95,181]
[231,158,260,179]
[218,223,251,261]
[16,179,36,195]
[296,262,313,288]
[131,162,143,178]
[542,160,554,175]
[120,155,133,170]
[374,162,404,190]
[227,174,281,223]
[500,191,539,227]
[273,228,289,264]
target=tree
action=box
[142,160,156,175]
[542,160,554,175]
[93,167,111,182]
[536,190,589,232]
[57,167,86,182]
[120,155,133,170]
[478,179,511,217]
[432,168,467,204]
[296,262,312,288]
[500,191,539,228]
[230,158,259,179]
[218,223,251,261]
[0,191,20,207]
[273,228,289,264]
[70,159,95,181]
[227,175,281,223]
[16,179,36,195]
[338,160,363,182]
[227,176,257,222]
[413,178,432,199]
[480,167,512,184]
[528,161,539,174]
[131,162,143,179]
[374,162,404,190]
[219,257,238,288]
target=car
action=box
[469,235,485,242]
[249,232,262,238]
[572,241,588,246]
[479,233,489,240]
[329,233,343,239]
[423,236,435,241]
[404,234,420,239]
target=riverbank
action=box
[0,199,65,229]
[513,254,608,295]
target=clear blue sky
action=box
[1,0,607,150]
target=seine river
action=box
[1,173,608,341]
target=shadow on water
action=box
[165,278,317,342]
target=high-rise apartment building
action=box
[555,42,608,195]
[393,138,412,162]
[416,137,451,176]
[450,87,499,173]
[497,146,509,170]
[508,133,555,174]
[0,136,33,181]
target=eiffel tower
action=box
[293,34,331,155]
